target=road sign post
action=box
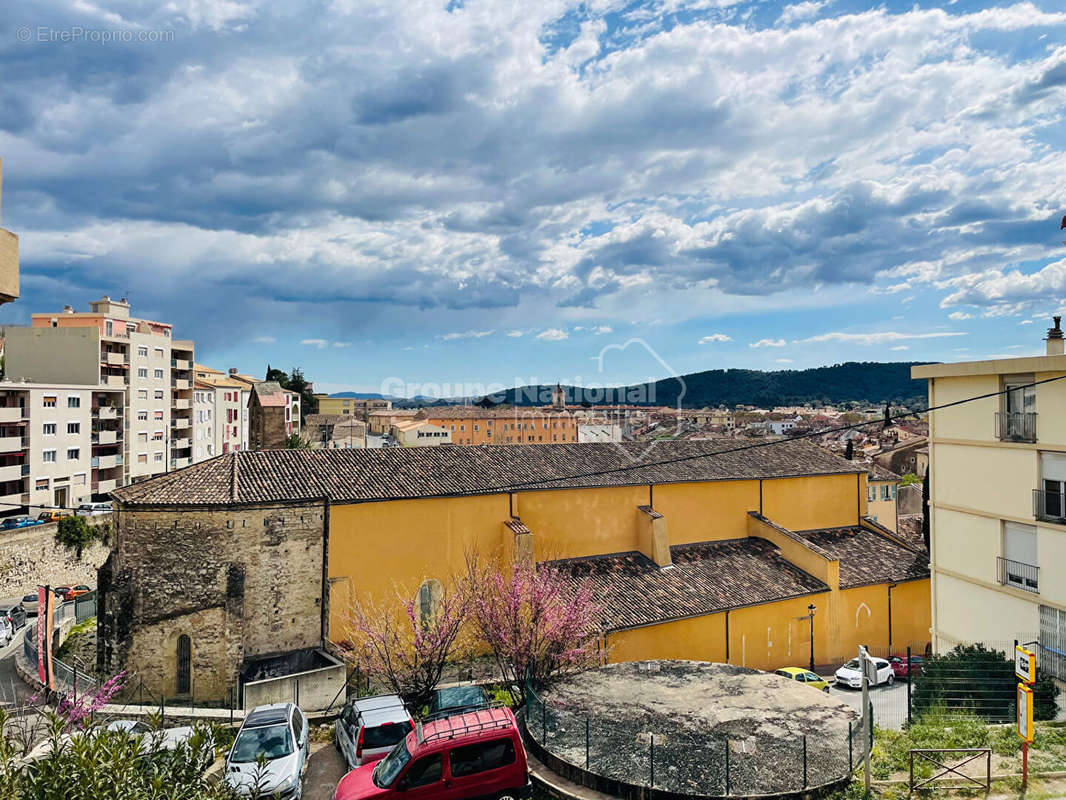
[1016,645,1036,790]
[859,645,877,795]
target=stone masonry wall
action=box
[98,502,324,703]
[0,519,111,598]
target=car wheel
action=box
[823,686,830,693]
[886,673,894,686]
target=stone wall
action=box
[0,519,110,598]
[98,502,325,703]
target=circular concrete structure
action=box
[528,661,860,799]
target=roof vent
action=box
[1047,316,1064,355]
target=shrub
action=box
[55,516,96,560]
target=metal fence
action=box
[523,680,868,796]
[74,591,96,622]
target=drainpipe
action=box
[725,610,730,664]
[887,583,898,654]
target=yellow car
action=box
[774,667,830,693]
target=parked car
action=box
[53,586,71,603]
[774,667,830,693]
[834,656,894,689]
[62,585,91,602]
[888,654,923,679]
[427,685,491,719]
[336,695,414,770]
[0,617,12,647]
[226,703,309,799]
[21,593,39,616]
[37,511,72,523]
[1,516,39,530]
[334,707,532,800]
[0,600,27,632]
[75,502,112,517]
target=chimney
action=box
[1047,316,1064,356]
[62,305,73,314]
[229,368,238,376]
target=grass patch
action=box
[55,618,97,664]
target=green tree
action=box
[55,516,96,560]
[262,366,316,421]
[284,433,310,449]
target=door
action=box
[446,736,519,799]
[396,753,446,799]
[176,634,191,695]
[337,705,357,769]
[54,487,68,511]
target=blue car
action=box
[1,516,33,530]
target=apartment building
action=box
[0,158,19,305]
[913,318,1066,677]
[247,382,301,450]
[418,406,578,445]
[389,419,451,446]
[4,297,190,484]
[0,383,124,510]
[193,365,246,458]
[313,395,391,418]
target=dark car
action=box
[427,686,491,720]
[0,600,27,631]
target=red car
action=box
[334,707,531,800]
[889,654,923,678]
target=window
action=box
[154,452,164,462]
[1040,452,1066,519]
[43,396,56,408]
[73,473,85,485]
[154,411,164,420]
[154,369,164,379]
[137,454,148,464]
[176,635,191,694]
[34,478,48,490]
[867,486,876,502]
[1003,522,1038,591]
[153,431,164,441]
[402,755,442,788]
[137,368,148,378]
[1040,606,1066,680]
[106,321,113,336]
[67,396,80,409]
[66,448,79,460]
[154,390,163,400]
[137,411,148,421]
[43,450,57,463]
[880,484,895,501]
[154,347,163,359]
[43,423,56,436]
[417,579,442,626]
[474,424,479,432]
[449,738,515,778]
[137,389,148,400]
[67,422,80,434]
[137,432,148,444]
[291,710,303,742]
[138,346,148,357]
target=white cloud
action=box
[698,333,732,344]
[941,259,1066,311]
[948,312,974,320]
[332,341,352,348]
[1020,320,1034,325]
[797,331,967,345]
[750,338,787,348]
[441,329,495,341]
[537,328,569,341]
[506,330,524,337]
[776,358,794,364]
[301,338,329,349]
[779,0,829,26]
[891,345,910,351]
[251,335,275,344]
[593,325,613,335]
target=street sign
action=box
[1017,684,1034,742]
[859,646,878,683]
[1016,645,1036,684]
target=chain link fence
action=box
[524,680,867,796]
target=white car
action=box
[75,502,112,517]
[834,657,894,689]
[226,702,309,799]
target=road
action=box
[0,622,36,707]
[828,677,910,729]
[304,740,348,800]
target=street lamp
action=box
[807,604,817,672]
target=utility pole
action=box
[860,645,872,795]
[807,604,817,672]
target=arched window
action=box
[176,634,191,695]
[417,579,443,627]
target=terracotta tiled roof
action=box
[252,381,287,407]
[894,515,928,553]
[547,538,829,630]
[112,439,862,507]
[864,462,902,482]
[795,526,929,588]
[418,406,573,420]
[504,519,531,536]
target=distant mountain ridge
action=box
[330,362,928,408]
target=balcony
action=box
[105,375,127,389]
[0,407,23,424]
[995,411,1037,443]
[172,437,191,449]
[172,379,190,391]
[173,398,191,410]
[997,556,1039,593]
[96,405,120,420]
[93,430,118,446]
[104,351,128,366]
[170,418,190,430]
[0,435,23,452]
[95,478,117,493]
[171,358,191,370]
[0,464,23,483]
[170,457,191,469]
[91,454,123,469]
[1034,489,1066,524]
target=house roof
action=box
[417,406,573,419]
[112,439,862,508]
[252,381,288,407]
[547,538,829,630]
[794,526,929,588]
[863,462,902,482]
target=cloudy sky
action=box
[3,0,1066,396]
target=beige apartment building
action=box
[314,395,391,418]
[914,319,1066,676]
[0,159,18,305]
[193,365,246,459]
[4,297,192,485]
[0,383,124,510]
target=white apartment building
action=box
[914,318,1066,678]
[3,297,192,485]
[0,383,124,511]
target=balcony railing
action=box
[995,411,1037,442]
[1034,489,1066,523]
[997,556,1039,593]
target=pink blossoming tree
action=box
[466,555,604,704]
[345,579,470,710]
[55,671,128,729]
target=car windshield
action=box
[230,724,293,763]
[372,740,411,788]
[435,687,485,710]
[22,595,34,603]
[843,659,860,670]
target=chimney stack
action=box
[229,367,238,376]
[62,305,73,314]
[1047,316,1064,356]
